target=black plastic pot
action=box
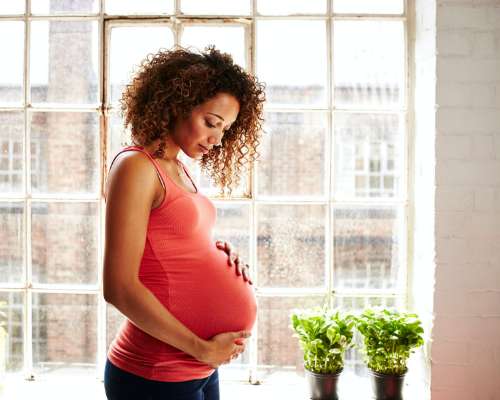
[305,368,342,400]
[369,370,406,400]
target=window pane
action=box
[0,112,24,193]
[181,0,251,15]
[334,112,403,199]
[0,291,24,373]
[30,111,99,194]
[257,204,326,288]
[333,21,404,109]
[257,296,324,376]
[108,111,132,164]
[0,22,24,104]
[333,295,401,312]
[31,0,99,14]
[257,20,327,107]
[181,25,246,68]
[333,207,404,291]
[31,202,98,285]
[0,1,24,14]
[0,203,24,284]
[105,0,174,14]
[257,0,326,15]
[110,25,174,105]
[213,203,250,263]
[30,20,98,104]
[106,303,125,350]
[32,293,97,375]
[258,112,328,198]
[334,0,404,14]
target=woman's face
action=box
[172,92,240,159]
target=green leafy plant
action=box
[355,309,424,375]
[291,307,354,374]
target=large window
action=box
[0,0,407,386]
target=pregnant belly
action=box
[168,246,257,340]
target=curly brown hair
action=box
[120,45,266,195]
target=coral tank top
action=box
[106,146,257,382]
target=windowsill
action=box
[0,370,425,400]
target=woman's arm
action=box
[103,152,248,367]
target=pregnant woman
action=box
[103,46,265,400]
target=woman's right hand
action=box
[197,331,251,368]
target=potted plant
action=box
[291,307,354,400]
[355,309,424,400]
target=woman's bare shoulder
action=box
[105,150,159,203]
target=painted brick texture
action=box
[433,0,500,399]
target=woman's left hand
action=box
[215,241,253,285]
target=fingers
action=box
[234,257,241,276]
[241,263,252,282]
[225,243,247,271]
[232,332,250,348]
[215,241,232,266]
[229,252,237,268]
[235,331,251,339]
[216,241,234,267]
[234,343,245,353]
[222,241,231,250]
[229,251,241,269]
[215,241,253,284]
[221,347,244,366]
[226,346,244,364]
[220,343,246,366]
[203,330,251,368]
[235,260,253,284]
[241,263,253,285]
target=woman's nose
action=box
[207,135,222,146]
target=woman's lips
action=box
[199,144,209,154]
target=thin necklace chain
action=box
[175,160,185,179]
[175,160,196,192]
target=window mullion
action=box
[248,0,258,384]
[248,191,258,384]
[327,1,334,303]
[23,0,34,381]
[98,3,110,380]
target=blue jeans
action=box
[104,359,220,400]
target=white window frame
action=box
[0,0,410,387]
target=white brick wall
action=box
[420,0,500,398]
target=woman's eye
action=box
[205,120,216,128]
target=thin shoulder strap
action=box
[177,159,198,193]
[109,145,167,191]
